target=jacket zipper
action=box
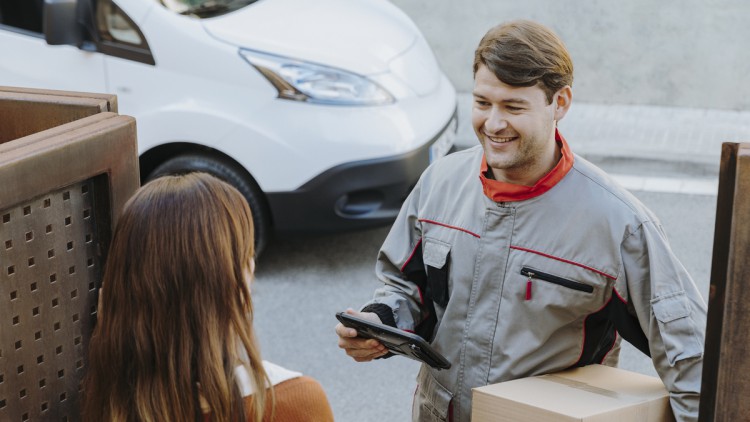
[521,267,594,300]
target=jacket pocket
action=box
[424,238,451,308]
[521,267,594,293]
[413,366,453,422]
[651,291,703,366]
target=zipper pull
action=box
[525,272,534,300]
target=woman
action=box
[83,172,334,422]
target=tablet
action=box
[336,312,451,370]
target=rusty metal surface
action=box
[0,113,139,222]
[0,89,138,421]
[0,86,117,113]
[0,178,104,421]
[699,142,750,421]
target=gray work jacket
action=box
[365,143,706,422]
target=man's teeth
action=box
[488,135,515,143]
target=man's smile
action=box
[484,132,518,144]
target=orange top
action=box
[204,376,335,422]
[479,129,574,202]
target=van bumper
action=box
[266,112,457,234]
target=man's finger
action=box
[334,323,358,338]
[337,336,376,350]
[348,347,389,360]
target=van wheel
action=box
[147,154,271,257]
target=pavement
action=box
[454,93,750,195]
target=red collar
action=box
[479,130,574,202]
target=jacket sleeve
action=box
[361,179,435,335]
[618,220,707,422]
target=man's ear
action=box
[553,85,572,122]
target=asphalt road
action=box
[251,188,716,422]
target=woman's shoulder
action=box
[244,374,335,422]
[273,375,334,419]
[275,375,325,394]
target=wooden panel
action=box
[699,142,750,421]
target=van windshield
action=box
[160,0,258,18]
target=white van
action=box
[0,0,457,254]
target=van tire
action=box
[147,154,271,257]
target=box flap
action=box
[472,365,673,422]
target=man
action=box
[336,20,706,422]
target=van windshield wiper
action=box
[179,2,229,16]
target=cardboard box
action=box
[472,365,675,422]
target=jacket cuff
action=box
[360,303,396,360]
[361,303,397,328]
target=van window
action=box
[0,0,43,34]
[93,0,154,65]
[160,0,258,18]
[96,0,146,47]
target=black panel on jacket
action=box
[610,294,651,357]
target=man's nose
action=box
[484,108,508,133]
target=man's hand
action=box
[335,308,390,362]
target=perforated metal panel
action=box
[0,87,138,421]
[0,177,108,421]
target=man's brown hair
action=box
[473,20,573,103]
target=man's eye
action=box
[475,101,490,107]
[507,106,523,111]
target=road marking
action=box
[611,174,718,196]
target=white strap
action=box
[234,361,303,397]
[200,361,303,412]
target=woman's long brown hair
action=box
[83,173,269,422]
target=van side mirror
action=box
[44,0,83,46]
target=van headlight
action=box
[240,49,394,106]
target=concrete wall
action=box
[390,0,749,110]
